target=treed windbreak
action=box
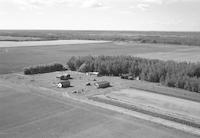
[24,63,64,75]
[67,56,200,93]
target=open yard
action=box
[0,40,200,74]
[0,76,199,138]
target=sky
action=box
[0,0,200,31]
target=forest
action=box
[67,56,200,93]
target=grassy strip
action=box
[129,86,200,103]
[89,96,200,129]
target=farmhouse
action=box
[94,81,110,88]
[57,81,70,88]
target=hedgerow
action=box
[24,63,64,75]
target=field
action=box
[1,30,200,46]
[0,73,199,138]
[1,78,199,138]
[0,40,109,48]
[99,89,200,124]
[1,31,200,137]
[1,40,200,74]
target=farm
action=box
[1,73,199,138]
[0,31,200,137]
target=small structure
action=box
[57,80,70,88]
[121,74,139,80]
[128,76,134,80]
[86,82,91,86]
[86,72,99,76]
[121,74,129,79]
[60,74,71,80]
[72,90,77,94]
[135,76,140,81]
[94,81,110,88]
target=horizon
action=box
[0,29,200,33]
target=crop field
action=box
[0,40,200,74]
[0,78,199,138]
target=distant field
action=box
[0,30,200,46]
[0,41,200,74]
[0,40,109,48]
[0,36,43,41]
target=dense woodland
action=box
[67,56,200,93]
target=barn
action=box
[57,80,70,88]
[94,81,110,88]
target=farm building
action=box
[59,74,71,80]
[94,81,110,88]
[121,74,129,79]
[86,72,99,76]
[121,74,139,80]
[57,81,70,88]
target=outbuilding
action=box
[60,74,71,80]
[94,81,110,88]
[86,72,99,76]
[57,80,70,88]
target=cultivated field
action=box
[1,78,198,138]
[1,41,200,74]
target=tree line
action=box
[67,56,200,93]
[24,63,64,75]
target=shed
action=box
[60,74,71,80]
[94,81,110,88]
[57,80,70,88]
[86,72,99,76]
[121,74,129,79]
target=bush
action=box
[24,63,64,75]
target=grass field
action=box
[104,89,200,124]
[0,78,199,138]
[0,40,200,74]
